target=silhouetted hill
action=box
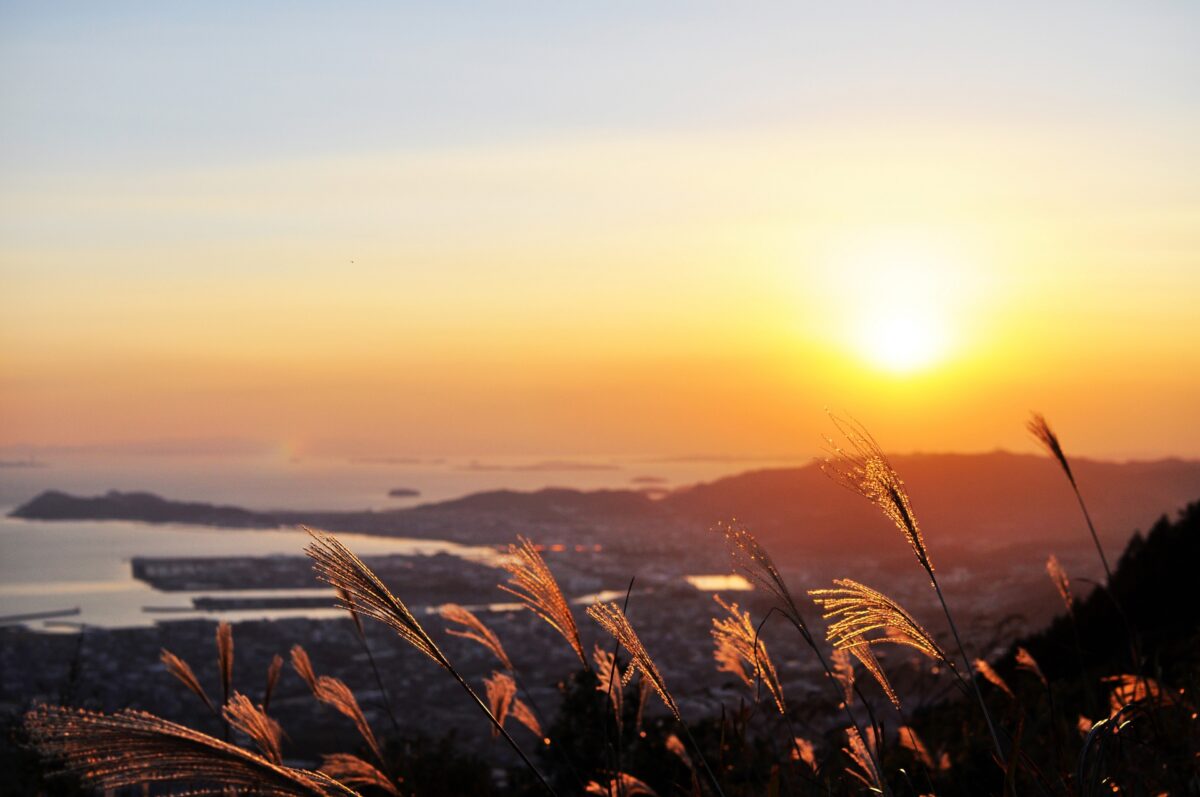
[414,487,655,518]
[903,499,1200,793]
[12,454,1200,565]
[1002,498,1200,681]
[662,451,1200,559]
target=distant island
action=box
[10,490,276,528]
[0,457,47,468]
[387,487,421,498]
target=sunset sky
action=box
[2,3,1198,459]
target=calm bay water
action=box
[0,452,770,629]
[0,515,505,629]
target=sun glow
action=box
[858,312,947,373]
[822,232,969,374]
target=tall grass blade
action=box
[24,704,357,796]
[500,536,588,667]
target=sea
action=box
[0,452,772,629]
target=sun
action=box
[857,311,947,373]
[821,231,966,374]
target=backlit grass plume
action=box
[843,725,883,794]
[1028,412,1113,581]
[718,521,887,783]
[1046,554,1074,613]
[822,417,1005,765]
[585,773,659,796]
[161,648,217,716]
[264,653,284,712]
[442,602,514,671]
[510,695,543,739]
[290,646,384,766]
[224,692,284,765]
[711,594,786,714]
[716,521,808,630]
[899,726,949,772]
[23,704,355,796]
[791,737,817,772]
[823,414,932,576]
[811,579,946,708]
[830,647,856,707]
[974,658,1015,700]
[304,528,446,667]
[587,601,679,720]
[810,579,947,662]
[303,528,556,795]
[484,671,541,738]
[1015,646,1047,686]
[593,643,624,720]
[500,536,587,667]
[320,754,398,796]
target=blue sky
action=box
[4,2,1197,175]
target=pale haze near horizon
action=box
[2,2,1198,461]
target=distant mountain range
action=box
[12,452,1200,565]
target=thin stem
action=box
[779,611,891,797]
[602,578,635,796]
[679,719,726,797]
[930,576,1005,766]
[352,624,401,736]
[512,669,585,793]
[1070,481,1112,584]
[448,668,557,797]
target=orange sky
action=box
[2,6,1198,459]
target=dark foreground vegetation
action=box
[5,416,1199,796]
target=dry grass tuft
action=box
[442,602,514,671]
[291,646,383,765]
[223,692,284,764]
[1027,412,1073,485]
[898,725,935,770]
[291,645,319,691]
[585,773,659,796]
[665,733,692,769]
[320,754,398,796]
[830,648,855,707]
[974,659,1015,699]
[842,725,883,793]
[710,595,785,714]
[484,671,516,738]
[484,672,542,739]
[23,704,353,796]
[823,414,932,576]
[716,521,808,629]
[587,601,680,720]
[593,643,623,720]
[217,621,234,705]
[510,694,543,738]
[791,736,817,771]
[1104,674,1169,717]
[500,536,587,667]
[304,528,447,668]
[264,653,284,711]
[161,648,217,715]
[1046,554,1074,612]
[1015,646,1047,686]
[899,726,949,772]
